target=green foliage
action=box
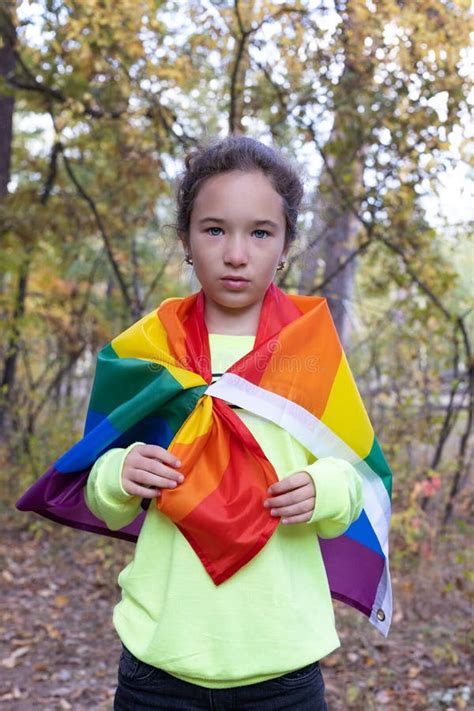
[1,0,472,549]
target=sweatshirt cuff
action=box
[97,441,146,502]
[295,457,362,526]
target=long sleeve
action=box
[85,441,146,531]
[307,457,364,537]
[285,456,363,538]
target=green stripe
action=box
[89,343,181,414]
[156,388,207,434]
[365,436,392,499]
[108,376,203,433]
[89,343,207,435]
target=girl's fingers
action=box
[268,471,311,494]
[125,482,163,499]
[265,484,313,509]
[136,457,184,483]
[131,469,182,490]
[269,499,315,518]
[280,513,312,525]
[137,445,182,468]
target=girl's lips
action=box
[221,277,250,290]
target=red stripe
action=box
[175,398,279,583]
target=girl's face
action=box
[186,170,289,335]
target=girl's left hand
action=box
[264,471,316,524]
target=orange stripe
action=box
[259,299,342,418]
[157,396,231,522]
[287,293,326,314]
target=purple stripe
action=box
[16,466,145,540]
[320,535,385,616]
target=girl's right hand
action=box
[121,444,184,499]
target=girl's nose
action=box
[223,235,249,266]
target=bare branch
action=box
[60,149,135,316]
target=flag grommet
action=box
[376,609,386,622]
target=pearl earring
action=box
[184,254,193,265]
[276,261,286,271]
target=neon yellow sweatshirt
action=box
[85,333,363,688]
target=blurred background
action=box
[0,1,472,709]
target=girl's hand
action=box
[121,444,184,499]
[264,471,315,524]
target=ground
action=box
[0,512,471,711]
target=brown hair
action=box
[173,135,304,248]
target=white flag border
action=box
[205,372,392,635]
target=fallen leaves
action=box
[0,684,23,702]
[0,512,472,710]
[0,515,127,710]
[0,646,30,669]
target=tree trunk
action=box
[299,3,374,347]
[0,254,30,431]
[0,1,15,195]
[0,3,18,432]
[299,122,366,348]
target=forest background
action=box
[0,1,472,709]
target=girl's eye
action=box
[206,227,270,238]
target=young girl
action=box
[17,135,393,710]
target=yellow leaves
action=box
[50,2,151,77]
[41,622,63,640]
[54,594,70,608]
[33,272,74,298]
[67,99,86,115]
[346,684,360,704]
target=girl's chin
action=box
[211,293,262,311]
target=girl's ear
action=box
[178,232,190,254]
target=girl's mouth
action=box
[220,277,250,290]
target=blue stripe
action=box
[57,412,176,473]
[344,509,384,557]
[84,408,106,435]
[113,415,175,449]
[55,418,122,473]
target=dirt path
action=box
[0,512,472,710]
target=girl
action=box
[17,135,393,710]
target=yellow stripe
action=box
[321,353,373,459]
[174,395,213,445]
[111,309,205,390]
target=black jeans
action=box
[114,644,328,710]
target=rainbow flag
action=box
[16,284,393,635]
